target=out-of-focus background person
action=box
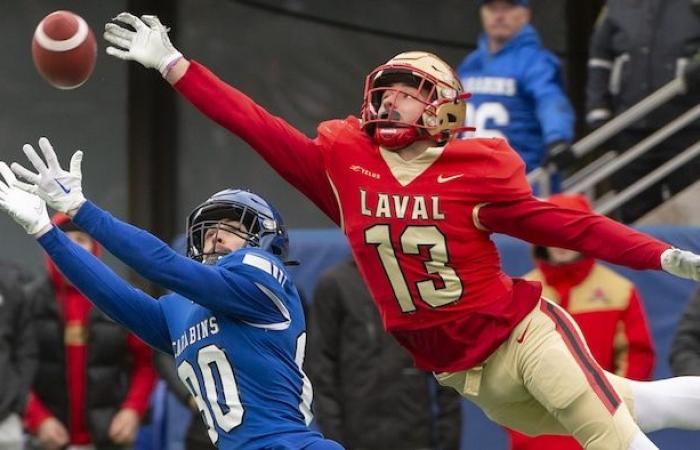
[0,261,37,450]
[585,0,700,222]
[670,287,700,377]
[458,0,576,181]
[307,257,463,450]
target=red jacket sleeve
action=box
[174,61,340,224]
[478,197,670,270]
[120,334,157,417]
[617,289,656,380]
[24,392,53,434]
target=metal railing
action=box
[527,60,700,217]
[597,140,700,214]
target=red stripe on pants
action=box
[540,300,621,415]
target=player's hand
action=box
[11,137,86,217]
[104,12,183,77]
[0,162,51,236]
[108,408,140,444]
[37,417,69,450]
[661,248,700,281]
[543,140,577,170]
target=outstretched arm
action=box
[477,198,669,270]
[71,201,289,325]
[479,198,700,279]
[38,227,172,354]
[11,139,292,324]
[103,13,340,223]
[0,159,172,353]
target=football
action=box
[32,10,97,89]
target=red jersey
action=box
[175,61,670,371]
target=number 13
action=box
[365,224,463,312]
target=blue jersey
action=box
[37,201,339,450]
[457,25,574,172]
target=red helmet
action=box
[361,51,472,150]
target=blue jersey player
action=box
[0,137,343,450]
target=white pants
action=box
[0,414,23,450]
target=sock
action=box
[627,430,658,450]
[628,376,700,432]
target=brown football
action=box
[32,10,97,89]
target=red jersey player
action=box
[105,13,700,450]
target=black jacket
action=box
[586,0,700,129]
[306,258,462,450]
[670,287,700,375]
[0,261,37,421]
[29,275,133,446]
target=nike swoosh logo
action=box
[516,319,532,344]
[437,174,464,183]
[54,179,71,194]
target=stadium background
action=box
[1,0,602,272]
[4,1,699,449]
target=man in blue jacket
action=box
[458,0,576,176]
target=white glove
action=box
[0,162,51,236]
[661,248,700,281]
[104,12,183,77]
[11,137,86,215]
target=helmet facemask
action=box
[366,70,437,149]
[187,202,265,265]
[361,52,473,150]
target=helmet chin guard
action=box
[373,127,422,150]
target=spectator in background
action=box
[670,287,700,376]
[306,258,462,450]
[507,193,655,450]
[458,0,576,178]
[0,261,37,450]
[25,213,157,450]
[586,0,700,222]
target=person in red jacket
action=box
[508,193,656,450]
[24,213,157,450]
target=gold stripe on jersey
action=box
[325,170,344,230]
[472,203,490,231]
[379,146,445,186]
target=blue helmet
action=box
[186,189,290,264]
